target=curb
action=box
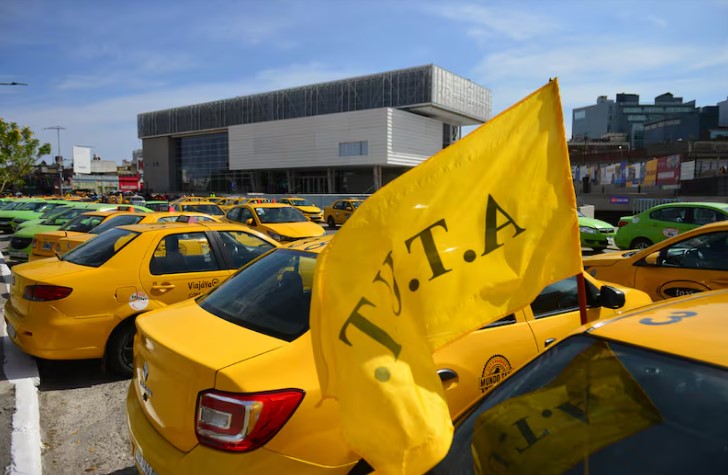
[0,253,42,475]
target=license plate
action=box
[6,322,15,339]
[134,448,158,475]
[607,237,615,246]
[9,250,26,259]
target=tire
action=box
[591,246,606,253]
[105,318,137,378]
[327,216,337,229]
[630,238,653,250]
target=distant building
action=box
[137,65,492,194]
[643,106,719,146]
[572,93,702,149]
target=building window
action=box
[339,141,368,157]
[574,110,586,120]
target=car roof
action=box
[586,289,728,367]
[648,202,728,211]
[117,221,279,245]
[240,202,290,209]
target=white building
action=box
[138,65,491,194]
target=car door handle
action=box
[437,369,459,384]
[152,283,175,291]
[545,338,557,348]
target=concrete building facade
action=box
[138,65,491,195]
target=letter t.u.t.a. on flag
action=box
[309,79,583,475]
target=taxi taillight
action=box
[195,389,304,452]
[23,285,73,301]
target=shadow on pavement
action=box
[36,358,129,391]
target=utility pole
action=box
[43,126,66,196]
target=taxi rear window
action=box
[198,249,314,341]
[62,228,139,267]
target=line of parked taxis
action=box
[2,196,727,473]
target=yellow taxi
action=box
[126,236,651,475]
[4,222,279,376]
[172,200,226,218]
[278,197,324,223]
[31,210,151,260]
[225,203,326,242]
[216,196,246,212]
[323,198,364,228]
[31,211,223,259]
[583,220,728,301]
[429,289,728,474]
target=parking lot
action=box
[0,232,615,474]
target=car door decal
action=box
[480,354,513,393]
[658,280,711,299]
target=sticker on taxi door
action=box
[129,291,149,311]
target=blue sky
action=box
[1,0,726,164]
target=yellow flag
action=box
[310,80,582,474]
[470,341,662,474]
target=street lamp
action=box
[43,126,66,196]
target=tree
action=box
[0,117,52,193]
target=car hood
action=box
[583,250,640,267]
[262,221,326,238]
[133,299,286,452]
[295,205,322,213]
[13,224,62,238]
[578,216,614,230]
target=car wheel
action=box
[630,238,653,250]
[327,216,336,229]
[105,318,136,378]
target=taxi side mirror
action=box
[644,251,660,265]
[595,285,626,310]
[245,218,254,226]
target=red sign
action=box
[656,155,681,185]
[118,175,141,191]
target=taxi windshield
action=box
[62,228,139,267]
[44,208,87,225]
[198,249,315,342]
[254,207,307,223]
[430,334,728,474]
[182,204,224,215]
[289,198,313,206]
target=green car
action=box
[0,199,51,233]
[7,203,152,262]
[614,201,728,250]
[8,199,71,232]
[578,210,615,252]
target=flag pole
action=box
[577,273,588,325]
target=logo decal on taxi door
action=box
[480,354,513,393]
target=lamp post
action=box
[43,126,66,196]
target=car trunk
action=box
[132,300,285,452]
[8,259,89,316]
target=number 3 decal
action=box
[640,310,698,326]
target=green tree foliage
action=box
[0,117,51,192]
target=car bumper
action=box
[3,300,113,360]
[126,386,353,475]
[7,247,30,262]
[581,233,614,249]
